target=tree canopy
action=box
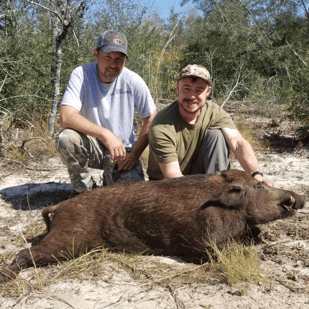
[1,0,308,134]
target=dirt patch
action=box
[0,100,309,308]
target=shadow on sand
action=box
[0,182,74,210]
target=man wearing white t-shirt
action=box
[56,30,156,193]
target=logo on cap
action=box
[97,30,128,58]
[107,35,126,45]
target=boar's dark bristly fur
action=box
[0,170,306,283]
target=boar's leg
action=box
[0,245,69,283]
[0,266,18,283]
[0,233,100,283]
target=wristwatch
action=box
[252,171,264,178]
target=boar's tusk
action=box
[281,196,296,212]
[281,204,292,211]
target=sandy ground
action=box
[0,102,309,308]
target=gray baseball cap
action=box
[179,64,212,85]
[97,30,128,58]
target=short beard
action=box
[179,100,201,114]
[103,72,120,82]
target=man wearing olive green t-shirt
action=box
[147,63,271,186]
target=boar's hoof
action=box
[0,268,17,283]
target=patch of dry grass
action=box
[4,120,58,166]
[23,220,47,242]
[207,239,261,286]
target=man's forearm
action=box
[232,139,260,174]
[59,105,126,162]
[158,161,183,179]
[60,107,107,139]
[131,112,156,159]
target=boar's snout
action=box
[280,193,306,212]
[293,194,306,210]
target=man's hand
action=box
[253,174,272,186]
[117,152,139,171]
[99,130,126,164]
[60,105,126,164]
[116,112,156,172]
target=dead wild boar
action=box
[0,169,306,282]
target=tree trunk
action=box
[47,1,88,136]
[49,27,62,136]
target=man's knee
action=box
[204,129,226,144]
[55,129,82,151]
[191,129,229,175]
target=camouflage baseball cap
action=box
[179,64,212,85]
[97,30,128,58]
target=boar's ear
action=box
[201,183,245,209]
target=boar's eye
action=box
[255,182,265,190]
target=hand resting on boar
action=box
[0,169,306,283]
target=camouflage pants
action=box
[55,129,145,193]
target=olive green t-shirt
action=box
[147,100,236,180]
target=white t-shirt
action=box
[61,63,156,148]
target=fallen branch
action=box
[142,263,209,285]
[21,137,47,151]
[3,158,53,171]
[276,279,299,293]
[41,289,77,309]
[167,284,186,309]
